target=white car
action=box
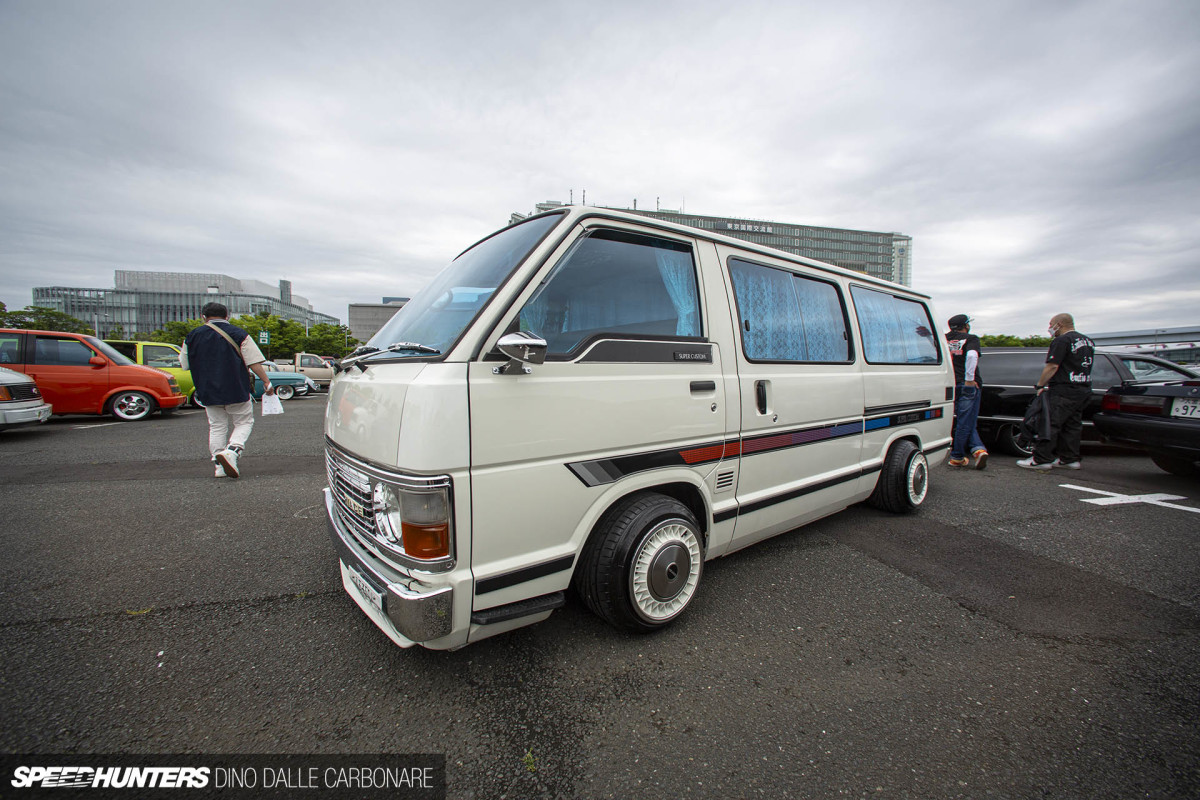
[0,366,52,432]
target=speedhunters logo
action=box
[3,755,445,798]
[12,766,209,789]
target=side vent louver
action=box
[716,470,735,491]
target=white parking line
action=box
[1061,484,1200,514]
[73,422,122,429]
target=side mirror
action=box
[494,331,548,375]
[88,356,107,368]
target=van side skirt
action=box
[475,555,576,595]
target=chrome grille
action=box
[326,449,378,545]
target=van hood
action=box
[325,362,427,466]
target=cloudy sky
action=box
[1,0,1197,337]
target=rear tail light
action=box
[1102,394,1166,415]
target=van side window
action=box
[107,342,136,359]
[728,259,850,362]
[850,286,940,364]
[34,336,97,366]
[144,345,181,368]
[0,332,22,364]
[519,230,701,356]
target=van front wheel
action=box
[574,493,704,633]
[869,440,928,513]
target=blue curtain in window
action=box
[730,263,806,360]
[654,250,699,336]
[794,278,846,361]
[851,287,937,364]
[519,293,551,336]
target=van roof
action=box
[505,206,932,300]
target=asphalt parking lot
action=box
[2,397,1198,799]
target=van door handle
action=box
[690,381,716,394]
[755,380,768,414]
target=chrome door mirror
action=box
[494,331,548,374]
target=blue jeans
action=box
[951,384,985,459]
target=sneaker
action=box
[215,448,240,478]
[1053,459,1081,470]
[1016,457,1053,471]
[214,463,226,478]
[972,449,988,470]
[947,457,969,467]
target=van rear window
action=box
[849,286,940,365]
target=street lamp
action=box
[93,311,109,338]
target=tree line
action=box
[0,304,360,359]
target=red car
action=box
[0,328,187,421]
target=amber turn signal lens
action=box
[401,522,451,560]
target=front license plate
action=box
[1171,398,1200,419]
[345,562,385,612]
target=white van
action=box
[325,207,953,650]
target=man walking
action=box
[180,303,275,478]
[1018,312,1094,471]
[945,314,988,469]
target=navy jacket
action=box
[184,321,253,406]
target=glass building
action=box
[512,202,913,286]
[33,271,339,337]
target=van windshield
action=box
[369,213,564,356]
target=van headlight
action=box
[372,483,453,561]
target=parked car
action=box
[1093,380,1200,476]
[978,348,1198,455]
[272,352,335,390]
[0,366,53,431]
[105,340,198,405]
[255,362,314,400]
[0,329,186,421]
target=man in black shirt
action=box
[945,314,988,469]
[1018,312,1094,470]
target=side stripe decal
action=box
[566,407,943,488]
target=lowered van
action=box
[324,207,953,650]
[0,329,186,421]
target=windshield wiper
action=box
[381,342,441,355]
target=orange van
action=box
[0,328,186,421]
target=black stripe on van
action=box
[475,555,576,595]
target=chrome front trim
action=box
[324,440,456,574]
[325,489,454,643]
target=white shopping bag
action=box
[260,392,284,415]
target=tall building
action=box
[33,270,339,336]
[348,298,409,343]
[511,201,912,286]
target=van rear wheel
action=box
[573,493,704,633]
[869,440,928,513]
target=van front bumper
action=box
[324,488,454,645]
[0,402,52,430]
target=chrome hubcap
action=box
[908,454,929,504]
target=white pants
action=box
[206,400,254,458]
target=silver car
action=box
[0,366,52,432]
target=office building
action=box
[348,298,410,343]
[33,271,338,336]
[511,201,912,286]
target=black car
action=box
[1093,380,1200,476]
[977,348,1198,455]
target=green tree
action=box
[979,334,1052,348]
[306,323,359,357]
[0,305,92,334]
[150,319,203,345]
